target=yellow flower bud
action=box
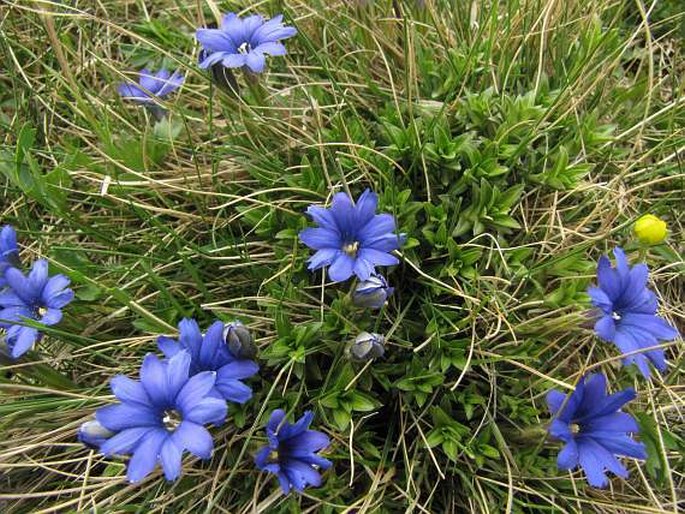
[634,214,667,245]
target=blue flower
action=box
[546,373,646,488]
[223,320,257,359]
[254,409,332,494]
[118,68,184,103]
[349,332,385,361]
[0,225,20,287]
[96,351,227,482]
[587,247,679,378]
[78,419,114,450]
[352,273,394,309]
[299,190,404,282]
[196,13,297,74]
[157,318,259,404]
[0,259,74,359]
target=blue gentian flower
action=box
[352,273,394,309]
[157,318,259,404]
[349,332,385,361]
[118,68,184,103]
[546,373,646,488]
[96,351,227,482]
[0,259,74,359]
[78,419,114,450]
[196,13,297,74]
[587,247,679,378]
[0,225,20,287]
[254,409,332,494]
[299,190,404,283]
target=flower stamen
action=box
[162,409,182,431]
[342,241,359,257]
[237,42,250,54]
[611,311,621,321]
[570,423,581,434]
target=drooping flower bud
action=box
[634,214,667,245]
[223,321,257,359]
[352,274,394,309]
[348,332,385,362]
[78,419,114,450]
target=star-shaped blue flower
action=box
[587,247,679,378]
[254,409,332,494]
[96,351,227,482]
[118,68,184,103]
[0,225,20,287]
[0,259,74,358]
[157,318,259,404]
[547,373,646,488]
[299,189,404,282]
[196,13,297,74]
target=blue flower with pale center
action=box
[196,13,297,74]
[254,409,332,494]
[299,190,404,283]
[0,225,20,287]
[547,373,646,488]
[0,259,74,359]
[118,68,184,103]
[587,247,679,378]
[157,318,259,404]
[96,351,227,482]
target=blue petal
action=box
[172,421,214,459]
[282,458,323,492]
[587,433,646,459]
[280,411,314,441]
[5,267,37,304]
[118,83,149,101]
[184,397,227,425]
[327,254,355,282]
[160,438,183,481]
[39,308,62,326]
[305,205,337,230]
[140,353,169,406]
[96,403,159,431]
[357,213,396,243]
[556,439,579,470]
[0,290,27,307]
[620,313,678,341]
[199,321,225,369]
[166,350,191,401]
[178,318,203,359]
[110,375,150,405]
[548,419,573,442]
[354,189,378,226]
[546,389,567,416]
[155,69,184,98]
[576,439,609,487]
[215,379,252,403]
[574,373,606,419]
[100,427,152,456]
[587,286,612,314]
[254,446,272,469]
[583,412,639,433]
[176,371,216,413]
[594,316,615,341]
[299,227,341,251]
[584,388,636,421]
[596,255,621,302]
[8,326,40,358]
[157,337,181,358]
[245,52,266,73]
[352,257,375,281]
[127,429,167,483]
[196,28,236,53]
[359,248,399,267]
[267,409,287,435]
[287,430,330,456]
[277,471,292,494]
[613,331,652,378]
[307,248,340,271]
[217,359,259,380]
[329,192,355,234]
[253,42,287,56]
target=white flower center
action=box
[570,423,580,434]
[37,306,48,316]
[162,409,182,431]
[343,241,359,257]
[611,311,621,321]
[237,42,250,54]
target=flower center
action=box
[611,311,622,321]
[162,409,182,431]
[37,306,47,317]
[237,42,250,54]
[570,423,581,434]
[343,241,360,257]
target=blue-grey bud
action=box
[352,274,394,309]
[349,332,385,362]
[223,321,257,359]
[78,420,114,450]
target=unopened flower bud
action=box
[634,214,667,245]
[78,420,114,450]
[348,332,385,362]
[223,321,257,359]
[352,274,394,309]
